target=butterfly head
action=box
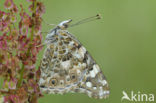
[58,19,72,29]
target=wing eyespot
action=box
[70,73,77,82]
[50,78,58,86]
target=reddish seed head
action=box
[1,0,45,102]
[4,0,14,10]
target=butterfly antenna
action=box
[70,14,102,27]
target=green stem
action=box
[30,0,37,41]
[17,64,25,87]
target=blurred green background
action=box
[1,0,156,103]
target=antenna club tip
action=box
[96,14,102,19]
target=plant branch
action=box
[17,64,24,87]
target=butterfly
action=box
[39,15,109,99]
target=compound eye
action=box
[63,24,68,28]
[50,78,57,86]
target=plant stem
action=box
[30,0,37,41]
[17,64,24,87]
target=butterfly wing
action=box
[39,29,109,99]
